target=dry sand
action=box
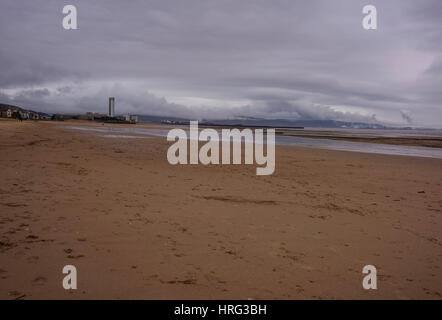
[0,119,441,299]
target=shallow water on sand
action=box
[63,125,442,159]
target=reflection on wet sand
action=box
[64,124,442,159]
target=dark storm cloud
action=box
[0,0,441,126]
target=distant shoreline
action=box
[58,121,442,159]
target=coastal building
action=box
[29,112,39,120]
[21,111,29,119]
[109,97,115,117]
[94,113,107,119]
[122,114,139,124]
[130,115,138,123]
[1,109,34,120]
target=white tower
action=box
[109,97,115,117]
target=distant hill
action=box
[200,118,389,129]
[138,114,389,129]
[0,103,50,117]
[138,114,191,123]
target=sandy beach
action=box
[0,119,441,299]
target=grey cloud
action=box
[0,0,441,126]
[400,110,413,124]
[424,57,442,75]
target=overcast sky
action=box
[0,0,441,127]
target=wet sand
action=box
[0,119,441,299]
[276,128,442,148]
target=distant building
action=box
[122,114,138,124]
[29,112,39,120]
[85,112,94,120]
[21,111,29,119]
[1,109,36,120]
[109,97,115,117]
[94,113,107,118]
[130,115,138,123]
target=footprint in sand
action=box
[32,276,47,286]
[8,291,26,300]
[26,256,39,263]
